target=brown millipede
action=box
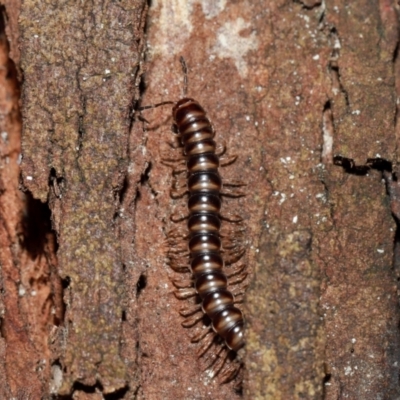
[141,58,248,382]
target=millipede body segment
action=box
[172,98,245,352]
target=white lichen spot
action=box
[18,284,26,297]
[212,18,258,77]
[26,176,33,181]
[50,363,63,394]
[377,248,384,254]
[312,54,320,60]
[344,366,352,376]
[105,69,111,74]
[150,1,193,55]
[351,338,356,344]
[351,109,361,115]
[278,192,286,205]
[1,131,8,141]
[199,0,227,19]
[31,290,37,296]
[292,215,298,224]
[322,110,333,162]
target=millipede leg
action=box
[221,186,246,197]
[179,302,201,316]
[171,188,188,198]
[168,254,190,272]
[220,211,243,222]
[167,226,188,240]
[225,263,246,278]
[161,146,184,162]
[172,277,193,289]
[219,153,237,166]
[231,281,249,297]
[215,141,226,156]
[161,158,186,169]
[220,223,245,238]
[233,294,244,304]
[203,344,226,375]
[222,246,246,265]
[174,288,197,299]
[182,311,204,328]
[227,271,248,286]
[197,331,216,357]
[191,326,213,343]
[170,208,189,222]
[218,358,241,384]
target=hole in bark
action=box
[323,372,332,394]
[49,167,64,198]
[104,386,129,399]
[0,317,4,338]
[321,101,333,162]
[72,380,103,394]
[293,0,322,10]
[393,38,399,64]
[141,162,152,185]
[136,274,147,297]
[118,175,129,205]
[20,191,56,259]
[77,113,85,152]
[333,156,370,175]
[334,156,393,176]
[121,309,126,321]
[62,276,71,289]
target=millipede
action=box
[140,57,248,383]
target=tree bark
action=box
[0,0,399,399]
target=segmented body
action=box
[172,97,245,352]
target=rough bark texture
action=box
[0,0,399,399]
[19,0,148,395]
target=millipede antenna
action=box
[139,100,175,111]
[180,56,188,97]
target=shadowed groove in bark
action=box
[20,191,55,259]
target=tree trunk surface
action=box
[0,1,399,399]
